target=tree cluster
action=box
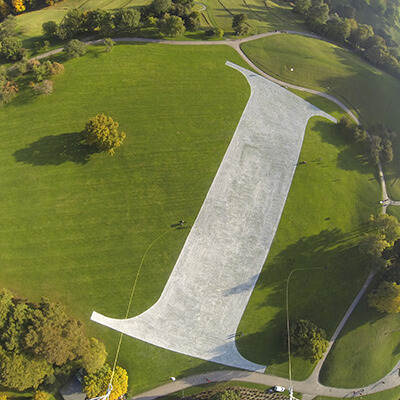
[359,214,400,271]
[292,0,400,77]
[0,289,107,391]
[365,122,395,165]
[231,13,250,36]
[337,116,366,142]
[288,319,328,363]
[0,15,25,61]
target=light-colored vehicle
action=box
[272,386,285,392]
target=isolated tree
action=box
[369,281,400,313]
[84,365,128,400]
[82,338,107,374]
[289,319,328,363]
[84,114,126,155]
[42,21,59,37]
[359,233,390,269]
[114,9,140,33]
[158,15,185,37]
[234,22,250,36]
[103,37,115,53]
[64,39,87,58]
[232,13,247,29]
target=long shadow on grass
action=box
[236,227,371,366]
[13,131,97,166]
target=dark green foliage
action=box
[185,11,200,31]
[232,13,247,28]
[0,15,17,40]
[64,39,87,58]
[289,319,328,363]
[325,16,352,42]
[367,135,393,164]
[58,9,84,39]
[114,9,140,33]
[25,300,88,366]
[293,0,311,14]
[369,281,400,313]
[0,348,53,391]
[150,0,172,16]
[337,116,366,142]
[0,36,23,60]
[157,15,185,37]
[42,20,58,37]
[0,289,106,390]
[234,22,250,36]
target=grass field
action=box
[240,33,400,387]
[236,93,380,380]
[241,34,400,200]
[319,274,400,388]
[0,39,384,392]
[0,43,251,394]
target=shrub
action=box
[32,80,54,95]
[64,39,87,58]
[48,62,64,75]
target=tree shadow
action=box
[13,131,97,166]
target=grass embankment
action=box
[241,33,400,386]
[0,43,250,394]
[241,34,400,200]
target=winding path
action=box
[31,31,400,398]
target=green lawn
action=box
[241,34,400,199]
[236,95,380,380]
[0,43,251,394]
[319,274,400,388]
[0,40,384,393]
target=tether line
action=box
[108,225,185,388]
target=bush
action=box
[42,20,58,37]
[0,80,18,105]
[48,62,64,75]
[32,80,54,95]
[0,36,23,60]
[157,15,185,37]
[34,391,51,400]
[64,39,87,58]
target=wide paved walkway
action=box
[92,62,335,372]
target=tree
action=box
[12,0,25,13]
[0,37,23,61]
[349,23,374,47]
[0,0,11,20]
[289,319,328,363]
[103,37,115,53]
[150,0,172,16]
[84,114,126,155]
[369,281,400,313]
[157,15,185,37]
[82,338,107,374]
[34,391,51,400]
[83,365,128,400]
[185,11,200,31]
[293,0,311,15]
[232,13,248,29]
[359,233,390,270]
[307,0,329,25]
[0,15,17,40]
[0,349,53,391]
[42,21,59,37]
[58,9,84,39]
[326,16,352,42]
[48,62,64,75]
[234,22,250,36]
[31,80,54,95]
[25,300,88,366]
[114,9,141,33]
[369,214,400,245]
[64,39,87,58]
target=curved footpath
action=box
[32,31,400,398]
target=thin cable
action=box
[286,267,324,400]
[108,225,185,386]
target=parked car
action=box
[272,386,285,392]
